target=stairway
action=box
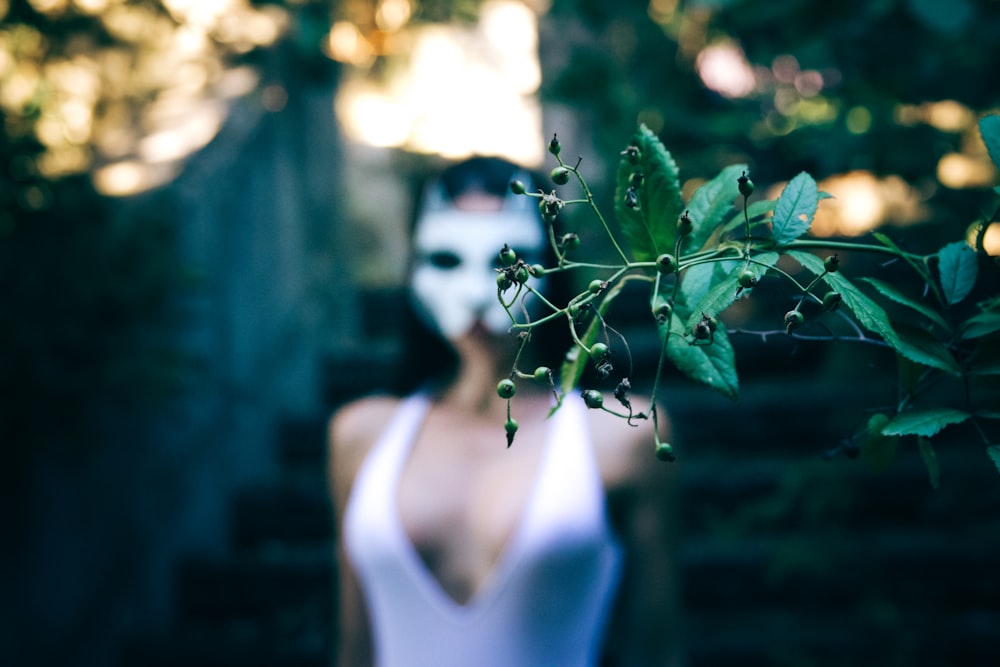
[118,415,335,667]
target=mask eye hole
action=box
[425,250,462,269]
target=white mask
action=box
[410,206,546,340]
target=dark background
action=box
[3,0,999,665]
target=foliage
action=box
[496,116,1000,485]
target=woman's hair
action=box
[389,155,570,395]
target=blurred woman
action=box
[328,156,682,667]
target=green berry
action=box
[824,254,841,273]
[514,266,530,284]
[504,417,519,448]
[677,210,693,236]
[548,134,561,156]
[582,389,604,409]
[499,244,517,266]
[588,279,605,294]
[655,442,676,462]
[784,310,804,332]
[496,378,516,399]
[590,342,609,358]
[529,263,545,278]
[738,270,758,289]
[822,291,842,311]
[655,253,677,275]
[654,302,673,321]
[550,166,571,185]
[510,180,526,195]
[693,319,713,341]
[738,171,754,197]
[533,366,551,381]
[560,233,580,252]
[622,145,641,165]
[497,273,512,291]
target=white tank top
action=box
[342,392,624,667]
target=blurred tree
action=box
[541,0,1000,240]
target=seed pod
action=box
[510,180,526,195]
[784,310,804,333]
[738,270,758,289]
[824,254,841,273]
[498,244,517,266]
[655,442,676,462]
[588,279,605,295]
[656,253,677,275]
[582,389,604,409]
[590,342,609,358]
[550,166,571,185]
[496,378,516,399]
[504,418,518,448]
[559,233,580,252]
[677,210,693,236]
[738,171,754,197]
[548,134,561,156]
[622,145,641,165]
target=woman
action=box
[328,156,682,666]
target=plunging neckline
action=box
[391,396,557,618]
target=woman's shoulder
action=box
[329,393,404,456]
[327,394,405,497]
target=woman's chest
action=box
[396,420,547,602]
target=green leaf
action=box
[881,407,970,438]
[682,164,746,252]
[987,445,1000,477]
[686,252,780,329]
[937,241,978,305]
[655,291,739,399]
[772,172,819,244]
[979,114,1000,171]
[614,124,683,262]
[721,198,778,235]
[917,437,940,490]
[861,277,951,332]
[679,259,739,309]
[961,311,1000,339]
[787,250,961,375]
[861,413,898,473]
[892,323,962,376]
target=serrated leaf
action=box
[787,250,961,375]
[614,124,683,262]
[937,241,978,305]
[961,311,1000,339]
[881,407,970,437]
[679,258,739,308]
[686,252,779,329]
[987,445,1000,477]
[862,413,898,473]
[654,292,739,398]
[861,277,951,332]
[917,437,940,490]
[721,199,777,235]
[773,172,819,244]
[683,164,746,252]
[892,322,962,376]
[979,115,1000,171]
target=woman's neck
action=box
[441,333,517,417]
